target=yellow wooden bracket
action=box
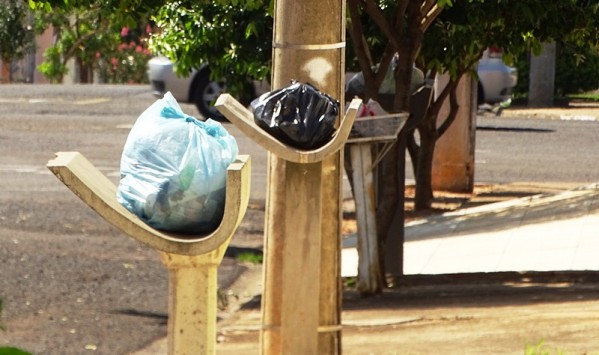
[47,151,251,257]
[216,94,361,163]
[47,151,251,355]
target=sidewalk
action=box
[135,103,599,354]
[217,183,599,354]
[135,182,599,354]
[342,183,599,276]
[495,100,599,121]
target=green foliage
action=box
[37,46,67,83]
[0,299,4,331]
[29,0,267,12]
[524,340,564,355]
[422,0,599,83]
[150,1,273,96]
[235,251,263,264]
[0,348,31,355]
[514,43,599,97]
[33,4,153,83]
[569,92,599,101]
[343,277,357,289]
[96,27,153,84]
[0,0,34,63]
[0,300,31,355]
[29,0,167,27]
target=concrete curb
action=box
[405,183,599,228]
[499,108,599,121]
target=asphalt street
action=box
[1,84,599,354]
[0,85,266,354]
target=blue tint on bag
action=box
[117,92,238,234]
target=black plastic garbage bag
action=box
[251,81,339,149]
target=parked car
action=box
[346,48,517,107]
[148,56,256,121]
[477,47,518,104]
[149,48,517,120]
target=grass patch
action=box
[0,348,31,355]
[525,340,564,355]
[236,251,263,264]
[0,300,31,355]
[568,92,599,101]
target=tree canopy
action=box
[410,0,599,210]
[0,0,34,81]
[26,0,599,288]
[149,1,273,95]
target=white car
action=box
[149,49,517,120]
[477,47,518,104]
[148,56,255,121]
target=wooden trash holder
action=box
[216,94,360,354]
[346,112,408,293]
[47,151,251,355]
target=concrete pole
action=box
[528,42,556,107]
[431,73,477,193]
[261,0,345,354]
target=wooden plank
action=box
[261,161,322,354]
[160,248,227,355]
[350,144,383,293]
[216,94,360,164]
[280,162,322,353]
[46,152,251,256]
[260,153,285,354]
[318,152,344,352]
[47,152,249,355]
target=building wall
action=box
[34,27,54,84]
[0,26,53,84]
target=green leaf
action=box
[0,348,32,355]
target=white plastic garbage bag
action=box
[117,92,238,234]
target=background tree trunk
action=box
[414,119,437,210]
[431,74,477,193]
[528,42,556,107]
[0,61,10,83]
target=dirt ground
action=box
[212,267,599,354]
[209,183,599,355]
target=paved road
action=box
[1,84,599,354]
[0,85,266,354]
[475,114,599,184]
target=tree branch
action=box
[393,0,410,33]
[361,0,402,52]
[374,43,396,87]
[427,75,452,124]
[60,8,107,66]
[348,0,374,73]
[420,0,437,16]
[436,80,460,137]
[420,4,443,32]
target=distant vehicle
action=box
[149,48,517,120]
[346,48,517,106]
[477,47,518,104]
[147,56,256,121]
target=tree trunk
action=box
[376,2,423,281]
[414,116,437,210]
[375,145,398,279]
[528,42,556,107]
[431,74,477,193]
[1,61,10,83]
